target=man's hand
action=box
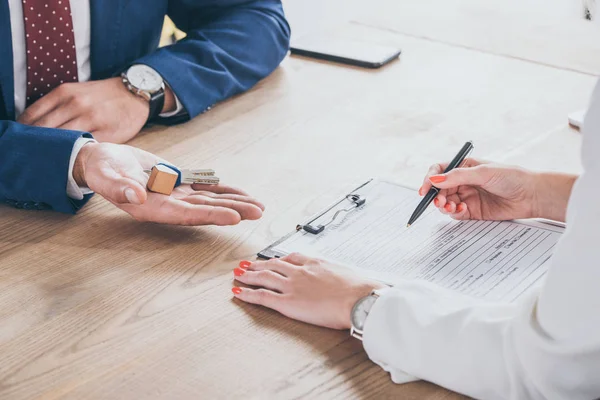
[74,142,265,225]
[18,77,174,144]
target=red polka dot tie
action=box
[22,0,78,107]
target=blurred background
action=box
[160,0,598,46]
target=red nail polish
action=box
[232,287,242,295]
[445,203,453,212]
[239,260,251,269]
[430,175,447,184]
[434,198,440,207]
[233,268,245,277]
[457,203,465,212]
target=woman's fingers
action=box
[420,158,487,195]
[240,258,298,277]
[280,252,311,266]
[429,164,494,191]
[421,163,447,194]
[430,192,470,219]
[443,201,457,214]
[434,193,447,210]
[450,202,470,220]
[233,268,288,292]
[231,287,283,310]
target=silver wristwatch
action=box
[121,64,165,122]
[350,290,381,341]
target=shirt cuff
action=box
[362,286,419,384]
[66,137,96,200]
[158,82,184,118]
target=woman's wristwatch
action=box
[350,289,382,341]
[121,64,165,122]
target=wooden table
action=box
[1,1,598,398]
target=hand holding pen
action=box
[410,144,555,224]
[407,141,474,226]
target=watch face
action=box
[127,64,163,93]
[351,295,378,332]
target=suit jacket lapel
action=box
[0,0,15,120]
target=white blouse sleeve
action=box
[362,81,600,400]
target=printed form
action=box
[272,180,563,302]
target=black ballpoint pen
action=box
[406,141,474,227]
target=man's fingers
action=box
[231,287,282,310]
[234,269,288,293]
[190,183,249,196]
[18,85,69,125]
[117,194,244,226]
[194,192,265,211]
[183,195,263,221]
[28,101,74,128]
[280,252,311,266]
[58,117,92,132]
[179,203,242,226]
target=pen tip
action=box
[406,224,411,228]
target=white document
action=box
[267,180,564,303]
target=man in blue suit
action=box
[0,0,289,225]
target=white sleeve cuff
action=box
[66,137,96,200]
[158,82,184,118]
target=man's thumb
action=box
[103,177,147,205]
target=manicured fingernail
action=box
[233,268,245,277]
[434,198,440,207]
[232,287,242,295]
[124,188,141,205]
[429,175,446,184]
[457,203,466,212]
[239,260,251,269]
[445,203,453,212]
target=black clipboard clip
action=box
[296,194,366,235]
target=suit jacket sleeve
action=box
[134,0,290,123]
[0,120,93,214]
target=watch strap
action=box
[148,88,165,122]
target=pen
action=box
[406,141,474,227]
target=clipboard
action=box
[257,179,565,303]
[258,179,374,259]
[258,178,565,259]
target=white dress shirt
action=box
[362,81,600,399]
[8,0,182,200]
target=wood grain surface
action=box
[1,1,598,399]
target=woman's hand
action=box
[419,158,542,221]
[231,254,385,330]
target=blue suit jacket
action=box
[0,0,290,213]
